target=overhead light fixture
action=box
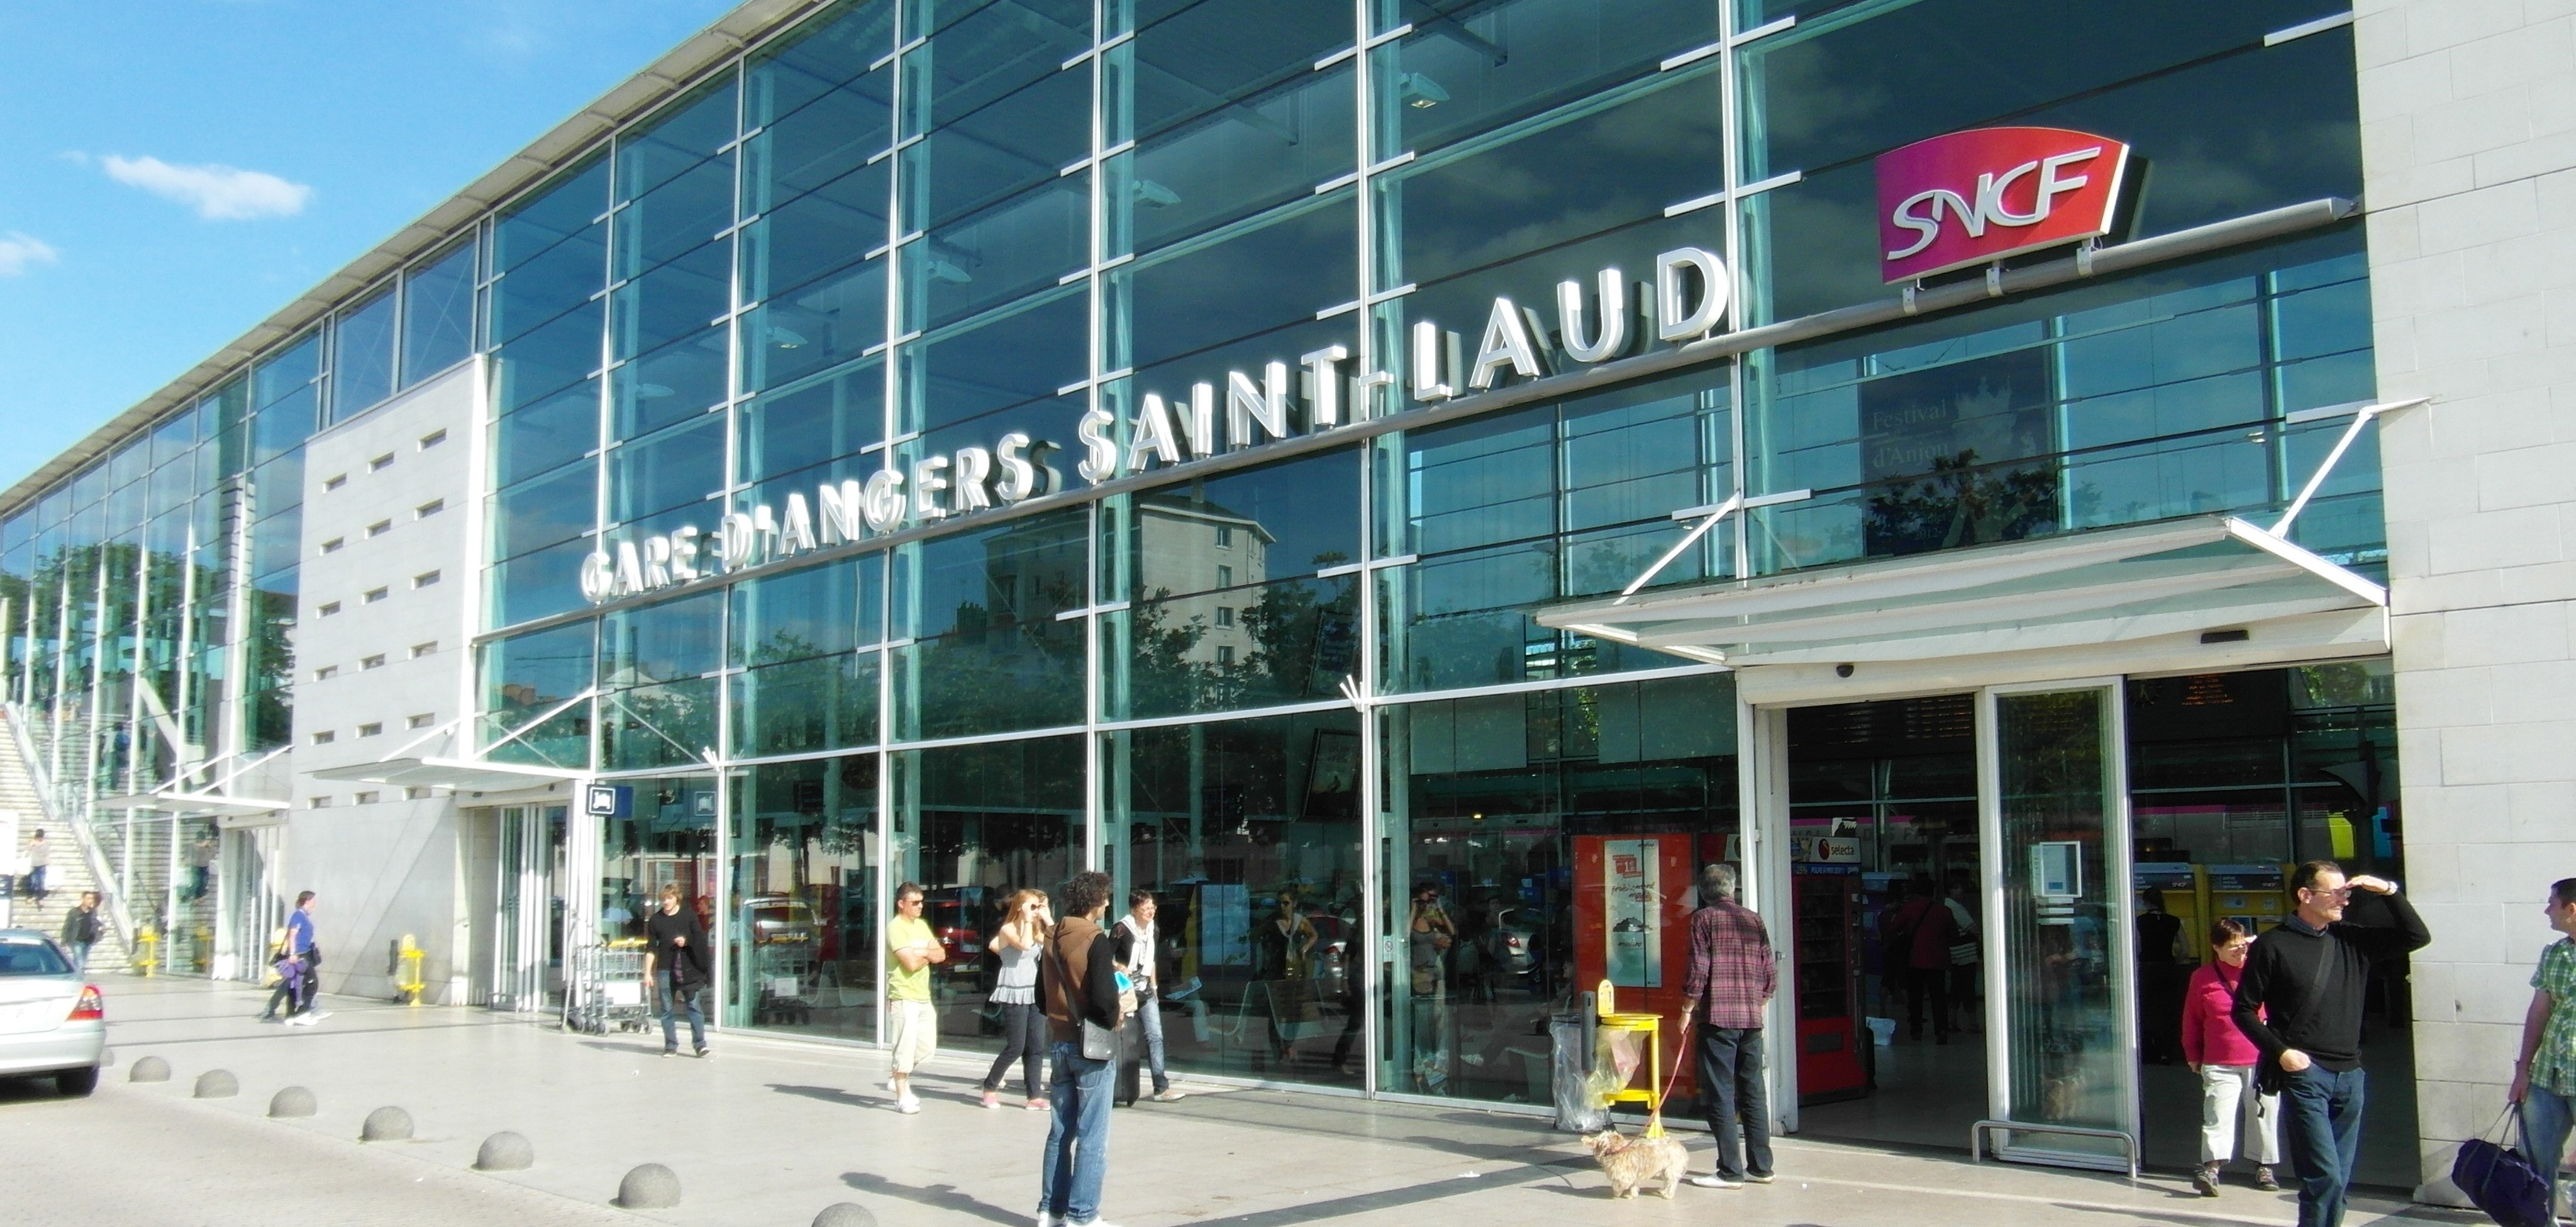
[638,383,675,399]
[1133,179,1181,208]
[1398,71,1448,109]
[765,325,809,350]
[926,258,974,284]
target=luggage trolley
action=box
[565,938,653,1034]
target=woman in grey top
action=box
[982,889,1052,1109]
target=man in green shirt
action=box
[886,881,945,1114]
[2511,876,2576,1216]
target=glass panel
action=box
[1994,686,2130,1163]
[598,779,721,1001]
[1374,0,1716,160]
[901,67,1090,234]
[899,175,1089,333]
[608,414,727,527]
[728,754,881,1040]
[891,508,1087,740]
[496,304,606,414]
[495,383,601,487]
[891,734,1084,1053]
[900,288,1085,438]
[403,238,478,384]
[612,333,730,441]
[1104,708,1366,1088]
[1378,677,1741,1104]
[735,652,882,756]
[613,240,731,362]
[739,359,886,486]
[488,538,596,631]
[497,157,609,273]
[492,462,597,564]
[481,620,595,769]
[334,287,399,419]
[602,679,720,771]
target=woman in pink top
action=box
[2182,918,2280,1197]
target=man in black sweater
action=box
[2232,860,2430,1227]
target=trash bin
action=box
[1550,1008,1609,1134]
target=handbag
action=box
[2453,1107,2553,1227]
[1052,945,1119,1062]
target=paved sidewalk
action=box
[0,979,2472,1227]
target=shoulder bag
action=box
[1052,943,1119,1061]
[2453,1106,2553,1227]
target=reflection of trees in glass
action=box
[1125,575,1358,716]
[1865,450,2062,556]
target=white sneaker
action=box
[286,1013,318,1027]
[1686,1174,1744,1189]
[1035,1214,1058,1227]
[1149,1088,1187,1102]
[306,1010,332,1023]
[897,1094,921,1114]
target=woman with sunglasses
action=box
[984,889,1054,1110]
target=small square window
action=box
[414,499,445,519]
[409,642,436,659]
[404,786,433,801]
[361,654,386,670]
[412,570,441,589]
[318,602,343,618]
[323,474,348,492]
[417,429,447,450]
[1214,606,1234,628]
[1216,565,1233,587]
[353,791,379,805]
[309,796,333,809]
[357,722,382,738]
[368,453,395,472]
[319,538,345,555]
[311,730,336,745]
[1216,525,1233,548]
[314,665,338,681]
[366,519,392,538]
[1216,645,1236,665]
[363,587,389,604]
[406,713,435,729]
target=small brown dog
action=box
[1583,1129,1689,1199]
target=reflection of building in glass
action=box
[1135,493,1272,667]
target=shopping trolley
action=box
[564,938,653,1035]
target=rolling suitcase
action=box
[1114,1012,1144,1106]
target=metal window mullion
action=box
[1084,0,1108,882]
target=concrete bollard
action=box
[615,1163,681,1209]
[813,1204,878,1227]
[361,1106,415,1142]
[269,1087,318,1118]
[475,1131,535,1171]
[129,1055,171,1082]
[192,1069,239,1099]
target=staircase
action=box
[0,708,131,973]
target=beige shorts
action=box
[887,998,938,1074]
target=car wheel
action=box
[57,1065,99,1097]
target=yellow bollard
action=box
[394,935,426,1006]
[133,926,160,977]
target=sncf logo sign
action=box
[1877,126,2132,283]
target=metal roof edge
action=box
[0,0,827,518]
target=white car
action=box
[0,930,104,1096]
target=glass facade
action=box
[0,0,2394,1140]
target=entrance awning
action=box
[92,790,291,819]
[306,756,584,792]
[1540,516,2387,696]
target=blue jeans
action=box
[1136,986,1169,1093]
[1039,1040,1115,1225]
[2281,1065,2367,1227]
[68,941,92,975]
[657,972,704,1051]
[2522,1083,2574,1219]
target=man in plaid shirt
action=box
[1679,863,1777,1189]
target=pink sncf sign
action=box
[1876,126,2132,283]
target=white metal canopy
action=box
[91,790,291,819]
[304,756,584,792]
[1540,514,2386,669]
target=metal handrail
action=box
[1,700,137,960]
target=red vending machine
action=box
[1573,834,1698,1102]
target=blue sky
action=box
[0,0,744,491]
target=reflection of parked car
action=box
[743,894,818,948]
[1487,908,1540,978]
[924,895,986,975]
[0,930,104,1096]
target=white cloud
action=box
[0,233,58,276]
[96,155,310,220]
